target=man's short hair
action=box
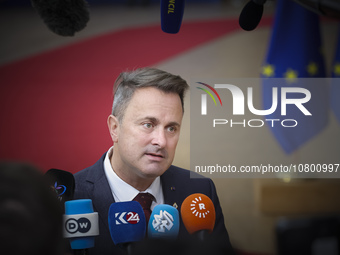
[111,67,189,122]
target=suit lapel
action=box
[161,166,181,210]
[92,175,115,231]
[84,159,184,232]
[85,153,115,233]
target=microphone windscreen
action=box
[31,0,90,36]
[160,0,185,33]
[45,168,75,203]
[148,204,180,239]
[180,193,215,234]
[108,201,146,246]
[64,199,99,250]
[239,0,264,31]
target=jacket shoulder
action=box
[73,153,106,199]
[163,165,215,195]
[74,153,106,180]
[165,165,212,182]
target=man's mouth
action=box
[146,153,164,158]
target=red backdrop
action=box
[0,18,272,173]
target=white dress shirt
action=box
[103,146,164,210]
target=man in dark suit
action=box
[74,67,234,254]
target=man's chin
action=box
[140,164,170,178]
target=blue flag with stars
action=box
[261,0,329,154]
[331,25,340,123]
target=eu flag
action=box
[331,25,340,123]
[261,0,329,154]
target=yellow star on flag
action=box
[262,64,275,77]
[284,68,298,83]
[333,63,340,77]
[307,62,318,76]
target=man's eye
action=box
[168,126,176,133]
[143,123,153,129]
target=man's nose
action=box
[151,128,167,148]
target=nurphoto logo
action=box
[196,82,312,128]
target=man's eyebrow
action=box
[167,121,181,127]
[138,116,159,123]
[136,117,180,127]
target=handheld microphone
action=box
[108,201,146,253]
[148,204,180,239]
[160,0,185,34]
[180,193,216,240]
[31,0,90,36]
[63,199,99,252]
[239,0,267,31]
[44,168,75,204]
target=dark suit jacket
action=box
[74,153,234,255]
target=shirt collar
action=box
[103,147,163,207]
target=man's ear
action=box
[107,115,119,143]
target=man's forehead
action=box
[124,87,183,120]
[132,86,175,96]
[129,87,182,107]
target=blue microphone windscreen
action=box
[108,201,146,245]
[65,199,94,215]
[148,204,179,239]
[64,199,97,250]
[160,0,185,34]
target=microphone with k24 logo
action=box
[148,204,180,239]
[181,193,216,240]
[63,199,99,254]
[108,201,146,255]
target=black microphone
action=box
[160,0,185,34]
[31,0,90,36]
[44,168,75,205]
[239,0,267,31]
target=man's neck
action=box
[110,156,155,192]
